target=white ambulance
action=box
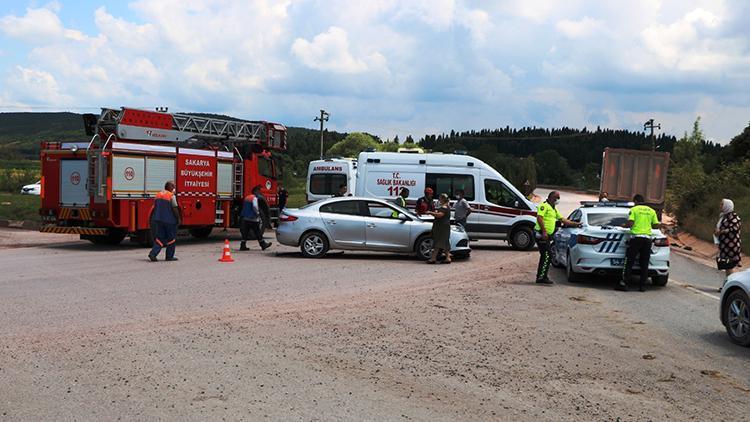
[354,151,538,250]
[306,158,357,202]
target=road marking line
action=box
[671,278,720,301]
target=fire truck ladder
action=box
[97,107,266,144]
[233,161,244,197]
[86,133,115,202]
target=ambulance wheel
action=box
[300,231,329,258]
[86,228,127,246]
[415,236,434,261]
[189,226,213,239]
[510,226,534,250]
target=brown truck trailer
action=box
[600,148,670,212]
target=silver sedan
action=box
[276,197,471,260]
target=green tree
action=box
[667,117,708,217]
[534,149,573,185]
[327,132,380,158]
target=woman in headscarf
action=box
[426,193,452,264]
[715,198,742,289]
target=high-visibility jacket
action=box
[534,201,561,235]
[392,196,407,217]
[153,190,178,224]
[629,204,658,236]
[241,194,259,221]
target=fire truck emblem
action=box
[70,171,81,185]
[265,180,272,190]
[124,167,135,181]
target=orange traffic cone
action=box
[218,239,235,262]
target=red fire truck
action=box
[39,107,287,245]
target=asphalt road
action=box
[1,190,748,419]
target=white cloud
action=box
[556,17,606,39]
[292,27,386,74]
[0,6,65,42]
[0,0,748,142]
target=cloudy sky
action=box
[0,0,748,142]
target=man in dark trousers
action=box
[148,181,182,262]
[534,191,581,284]
[617,194,661,292]
[240,186,272,251]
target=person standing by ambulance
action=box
[416,187,435,216]
[617,194,661,292]
[148,181,182,262]
[534,191,581,284]
[240,187,272,251]
[454,189,471,229]
[391,188,410,217]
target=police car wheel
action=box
[724,289,750,346]
[510,226,534,251]
[300,231,329,258]
[415,236,434,261]
[566,253,583,283]
[550,245,564,268]
[652,275,669,287]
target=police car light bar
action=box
[580,201,635,208]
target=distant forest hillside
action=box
[0,111,725,191]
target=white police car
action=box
[550,202,670,285]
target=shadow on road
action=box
[550,268,672,292]
[697,331,750,359]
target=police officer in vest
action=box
[148,181,181,262]
[391,187,410,217]
[240,186,272,251]
[617,194,661,292]
[534,191,581,284]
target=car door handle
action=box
[367,223,376,228]
[327,220,336,225]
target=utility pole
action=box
[314,109,330,159]
[644,118,661,151]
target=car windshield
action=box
[587,212,628,227]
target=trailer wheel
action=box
[189,226,213,239]
[86,228,127,246]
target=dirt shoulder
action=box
[1,253,745,421]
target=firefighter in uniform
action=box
[617,194,661,292]
[148,181,181,262]
[534,191,581,284]
[240,189,272,251]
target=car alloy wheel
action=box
[301,231,328,258]
[416,237,434,260]
[725,290,750,346]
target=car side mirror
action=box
[398,213,409,221]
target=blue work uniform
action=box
[149,190,179,260]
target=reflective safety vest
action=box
[241,194,258,220]
[392,196,407,217]
[153,190,177,224]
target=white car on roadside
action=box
[720,270,750,346]
[21,180,41,195]
[550,202,670,285]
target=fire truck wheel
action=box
[86,228,127,246]
[189,226,213,239]
[300,231,329,258]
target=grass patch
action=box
[286,185,307,208]
[0,193,40,221]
